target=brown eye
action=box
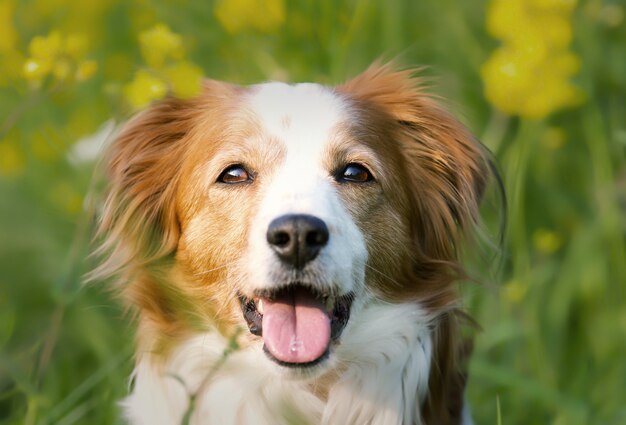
[218,165,252,184]
[339,163,372,183]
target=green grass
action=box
[1,1,625,424]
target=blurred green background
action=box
[1,0,625,424]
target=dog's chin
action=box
[238,283,353,375]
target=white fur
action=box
[124,302,433,425]
[122,82,474,424]
[242,83,367,298]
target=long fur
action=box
[123,302,433,425]
[94,63,495,424]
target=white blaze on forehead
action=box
[248,82,351,153]
[247,82,347,217]
[242,82,366,295]
[246,82,353,212]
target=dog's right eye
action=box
[218,165,252,184]
[338,163,373,183]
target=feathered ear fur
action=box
[92,97,196,285]
[89,81,246,345]
[91,80,237,285]
[338,62,491,303]
[338,62,493,424]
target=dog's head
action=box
[95,63,490,375]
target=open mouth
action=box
[238,284,353,367]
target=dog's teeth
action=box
[257,299,264,314]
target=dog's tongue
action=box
[262,287,330,364]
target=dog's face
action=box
[98,64,489,376]
[176,82,413,370]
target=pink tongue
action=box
[262,287,331,364]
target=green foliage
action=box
[1,0,625,424]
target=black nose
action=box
[266,214,329,269]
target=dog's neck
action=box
[123,301,435,425]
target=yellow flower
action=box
[507,28,550,66]
[486,0,530,41]
[532,228,563,254]
[503,279,528,304]
[139,24,183,69]
[125,24,205,109]
[22,58,52,82]
[164,61,203,99]
[214,0,285,34]
[22,31,94,85]
[75,60,98,81]
[124,69,168,109]
[0,0,18,52]
[22,31,66,83]
[535,13,573,48]
[482,0,582,119]
[29,31,63,61]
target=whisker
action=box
[364,263,404,288]
[212,301,230,324]
[193,260,239,277]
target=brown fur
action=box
[94,63,495,423]
[338,63,490,423]
[92,80,249,350]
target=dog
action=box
[94,62,496,425]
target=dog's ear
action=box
[93,82,232,282]
[337,64,490,307]
[338,62,491,301]
[340,63,491,423]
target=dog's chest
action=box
[123,303,433,425]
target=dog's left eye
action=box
[218,164,252,184]
[338,163,373,183]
